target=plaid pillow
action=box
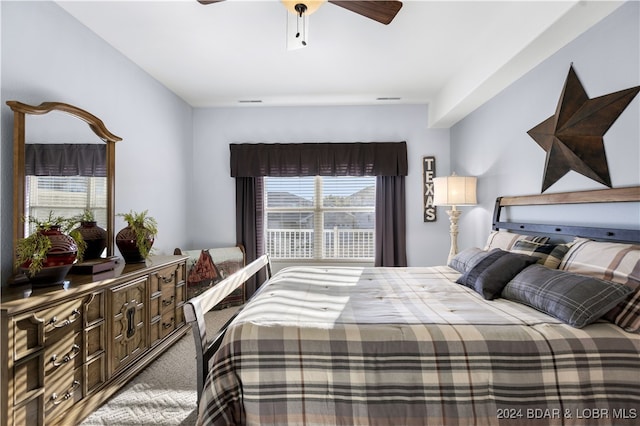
[560,238,640,332]
[484,230,549,251]
[510,240,571,269]
[448,247,488,273]
[456,249,538,300]
[503,264,632,328]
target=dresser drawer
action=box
[150,284,176,319]
[42,300,83,340]
[44,331,82,378]
[150,310,176,346]
[160,284,176,313]
[44,366,82,420]
[149,264,180,294]
[11,299,82,361]
[159,310,176,339]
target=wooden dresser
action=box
[1,255,188,426]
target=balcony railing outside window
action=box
[266,228,375,260]
[264,176,375,261]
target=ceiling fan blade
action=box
[197,0,225,4]
[329,1,403,25]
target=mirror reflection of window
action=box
[25,110,108,236]
[25,175,107,235]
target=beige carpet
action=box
[80,306,240,426]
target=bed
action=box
[185,187,640,426]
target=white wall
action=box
[190,104,453,267]
[450,1,640,250]
[1,1,193,285]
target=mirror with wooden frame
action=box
[6,101,121,270]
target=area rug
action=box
[81,306,240,425]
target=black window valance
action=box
[230,142,408,177]
[25,143,107,177]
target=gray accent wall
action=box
[191,104,453,268]
[450,1,639,250]
[1,1,192,285]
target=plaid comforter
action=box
[197,266,640,425]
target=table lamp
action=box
[433,173,477,264]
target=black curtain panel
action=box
[235,177,266,297]
[375,175,407,267]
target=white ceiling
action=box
[55,0,624,128]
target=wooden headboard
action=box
[492,186,640,243]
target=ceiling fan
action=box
[197,1,404,26]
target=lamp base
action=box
[446,206,461,265]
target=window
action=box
[264,176,376,260]
[25,175,107,234]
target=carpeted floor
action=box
[80,306,240,426]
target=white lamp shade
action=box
[433,175,477,206]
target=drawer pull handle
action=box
[162,319,174,329]
[50,380,80,405]
[161,275,174,283]
[49,309,81,329]
[51,344,81,367]
[162,296,175,307]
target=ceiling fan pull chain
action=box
[294,3,307,46]
[296,12,301,38]
[295,3,307,46]
[302,12,307,46]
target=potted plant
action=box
[116,210,158,263]
[15,212,86,285]
[71,209,107,260]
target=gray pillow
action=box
[448,247,488,273]
[457,249,538,299]
[502,264,633,328]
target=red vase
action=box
[20,226,78,286]
[73,221,107,260]
[116,226,154,263]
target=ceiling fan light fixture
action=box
[282,0,327,16]
[286,1,323,50]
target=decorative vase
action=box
[20,226,78,286]
[73,221,107,260]
[116,226,154,263]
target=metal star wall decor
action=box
[527,65,640,192]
